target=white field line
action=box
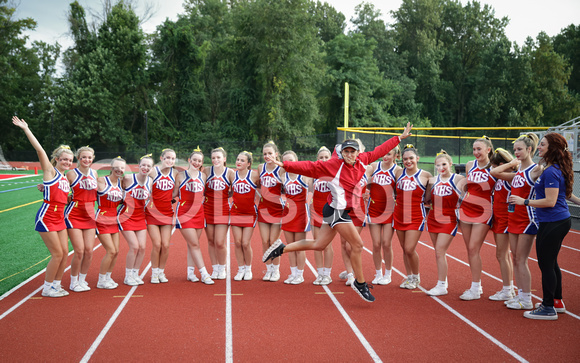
[80,263,152,363]
[304,259,383,363]
[362,246,528,363]
[226,228,233,363]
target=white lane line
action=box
[80,263,152,363]
[226,228,233,363]
[362,247,528,363]
[304,259,382,363]
[1,242,102,301]
[416,242,580,321]
[482,241,580,277]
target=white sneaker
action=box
[400,277,417,289]
[269,270,280,282]
[107,278,119,288]
[200,275,215,285]
[158,273,169,283]
[187,274,200,282]
[79,280,91,290]
[133,275,144,285]
[507,299,533,310]
[41,286,67,297]
[284,274,296,284]
[313,275,323,285]
[151,274,160,284]
[345,273,355,286]
[211,270,219,279]
[378,275,391,286]
[263,270,272,281]
[57,286,70,296]
[234,270,245,281]
[489,289,515,301]
[459,288,481,300]
[70,282,89,292]
[320,275,332,285]
[124,276,139,286]
[243,270,253,281]
[338,270,348,280]
[427,285,448,296]
[505,296,520,305]
[217,269,227,280]
[372,274,383,284]
[291,275,304,285]
[97,280,116,289]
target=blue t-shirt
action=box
[534,165,570,222]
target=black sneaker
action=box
[351,280,375,302]
[262,239,285,262]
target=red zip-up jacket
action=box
[283,136,401,210]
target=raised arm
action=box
[490,159,519,182]
[12,116,54,179]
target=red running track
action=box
[1,226,579,362]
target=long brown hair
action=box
[541,133,573,198]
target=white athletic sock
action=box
[290,266,298,276]
[199,267,208,276]
[375,269,382,278]
[297,269,304,277]
[324,268,332,276]
[219,264,226,272]
[273,264,280,272]
[521,292,532,302]
[125,268,132,278]
[98,274,106,282]
[53,280,61,288]
[79,273,87,283]
[385,269,392,277]
[152,268,159,276]
[212,264,219,273]
[105,272,112,280]
[437,280,447,287]
[471,281,481,290]
[132,269,139,277]
[245,265,251,271]
[317,268,323,276]
[43,281,52,292]
[502,285,512,291]
[238,266,246,273]
[188,266,195,275]
[70,275,78,285]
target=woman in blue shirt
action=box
[509,133,574,320]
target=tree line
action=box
[1,0,579,161]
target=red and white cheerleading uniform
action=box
[204,166,230,225]
[176,170,205,229]
[393,169,427,231]
[230,170,258,228]
[491,178,511,234]
[459,160,496,225]
[508,164,538,234]
[64,168,97,230]
[95,176,123,235]
[257,165,284,224]
[145,167,175,226]
[349,174,368,227]
[119,174,150,231]
[35,168,70,232]
[310,178,331,228]
[282,173,310,232]
[367,163,397,224]
[427,174,461,236]
[282,136,401,217]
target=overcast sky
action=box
[13,0,580,52]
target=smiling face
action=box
[382,149,398,164]
[161,151,176,168]
[57,152,74,171]
[236,154,250,170]
[402,150,419,170]
[341,147,359,165]
[211,151,225,167]
[263,146,277,165]
[472,141,490,162]
[111,159,126,178]
[435,157,451,176]
[77,151,94,168]
[189,153,203,170]
[537,137,549,158]
[139,158,153,175]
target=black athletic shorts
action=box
[322,204,352,228]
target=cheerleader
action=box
[258,141,284,282]
[118,155,152,286]
[230,151,259,281]
[174,148,214,284]
[281,151,311,285]
[204,147,233,279]
[487,148,516,301]
[64,146,98,292]
[95,157,125,289]
[13,116,73,297]
[491,133,541,310]
[146,149,176,284]
[367,145,401,285]
[394,144,432,290]
[458,136,496,300]
[310,147,334,285]
[425,150,464,296]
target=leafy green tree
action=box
[553,24,580,95]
